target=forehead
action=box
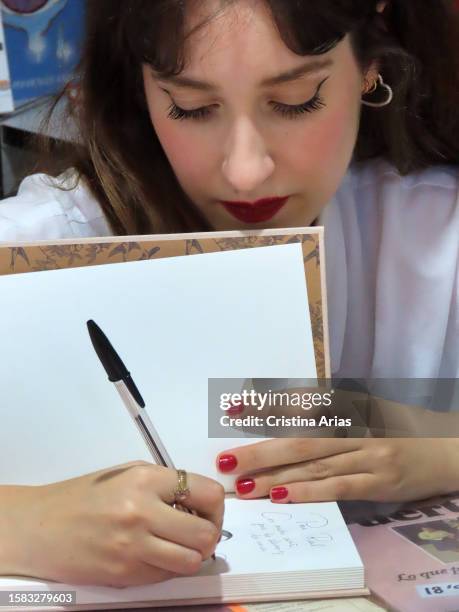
[182,0,301,77]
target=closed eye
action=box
[166,77,329,122]
[167,103,215,121]
[270,91,326,118]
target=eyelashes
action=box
[270,94,325,118]
[167,104,213,121]
[166,77,329,122]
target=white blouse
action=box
[0,159,458,390]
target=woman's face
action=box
[143,0,374,230]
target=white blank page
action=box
[0,244,316,486]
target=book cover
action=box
[348,494,459,612]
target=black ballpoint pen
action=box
[86,319,217,560]
[87,319,174,468]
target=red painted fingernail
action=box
[227,403,244,415]
[236,478,255,495]
[270,486,288,500]
[218,454,238,472]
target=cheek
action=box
[153,118,214,187]
[282,100,360,186]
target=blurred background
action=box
[0,0,85,198]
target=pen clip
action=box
[123,374,145,408]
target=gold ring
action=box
[173,469,190,503]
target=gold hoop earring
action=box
[362,74,393,108]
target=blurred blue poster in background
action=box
[1,0,85,110]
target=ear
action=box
[362,0,388,94]
[362,61,379,95]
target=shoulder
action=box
[327,159,459,378]
[0,171,112,243]
[348,157,459,221]
[334,158,459,254]
[351,156,459,190]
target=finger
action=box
[139,534,203,575]
[104,565,176,588]
[217,438,362,475]
[149,466,225,530]
[150,502,221,559]
[235,450,368,498]
[269,474,380,503]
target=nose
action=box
[221,116,275,195]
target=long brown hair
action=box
[39,0,459,235]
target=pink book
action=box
[348,494,459,612]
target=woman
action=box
[0,0,458,587]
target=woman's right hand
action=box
[0,461,224,587]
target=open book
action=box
[0,499,364,610]
[0,228,366,607]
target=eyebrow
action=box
[156,58,333,91]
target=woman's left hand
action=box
[216,437,459,503]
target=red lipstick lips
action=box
[220,197,289,224]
